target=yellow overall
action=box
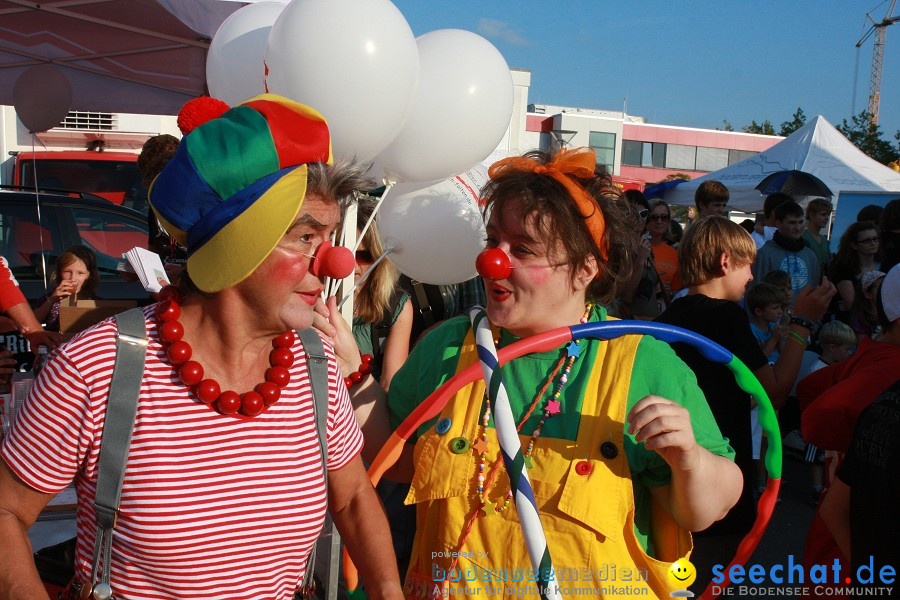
[402,330,692,599]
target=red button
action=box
[575,460,593,475]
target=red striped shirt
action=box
[1,307,363,599]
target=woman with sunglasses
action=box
[321,147,741,599]
[351,199,413,391]
[647,200,683,299]
[620,190,665,319]
[829,221,881,322]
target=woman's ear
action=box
[574,254,600,291]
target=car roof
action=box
[0,187,146,218]
[14,151,138,161]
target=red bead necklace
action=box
[155,286,293,418]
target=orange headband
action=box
[488,147,608,260]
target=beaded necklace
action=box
[155,286,293,418]
[436,304,594,594]
[474,303,592,516]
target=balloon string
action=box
[336,248,394,309]
[325,226,344,300]
[30,135,49,292]
[352,180,394,253]
[326,195,358,299]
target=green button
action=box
[450,437,470,453]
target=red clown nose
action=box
[476,248,512,280]
[310,242,355,279]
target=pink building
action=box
[525,106,781,189]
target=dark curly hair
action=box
[137,134,180,189]
[479,150,634,304]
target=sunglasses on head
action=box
[355,249,374,263]
[648,214,670,222]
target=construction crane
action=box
[856,0,899,125]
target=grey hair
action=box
[306,156,376,205]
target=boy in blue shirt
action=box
[747,282,789,362]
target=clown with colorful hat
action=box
[0,94,404,600]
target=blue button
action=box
[435,417,452,435]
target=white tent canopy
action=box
[661,115,900,212]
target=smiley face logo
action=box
[668,558,696,589]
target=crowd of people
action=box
[0,94,897,600]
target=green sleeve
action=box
[386,316,471,438]
[390,292,411,325]
[626,336,735,488]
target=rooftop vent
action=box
[58,111,116,131]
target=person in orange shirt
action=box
[648,201,683,301]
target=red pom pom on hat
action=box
[178,96,230,135]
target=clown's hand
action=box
[628,395,742,531]
[313,295,362,378]
[627,395,700,472]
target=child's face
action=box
[863,278,884,303]
[61,258,89,293]
[758,302,784,323]
[723,261,754,302]
[824,343,854,364]
[780,286,792,304]
[810,210,830,230]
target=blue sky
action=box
[391,0,900,141]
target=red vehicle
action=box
[611,175,645,193]
[11,151,145,209]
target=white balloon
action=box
[13,65,72,133]
[265,0,418,162]
[206,2,286,106]
[377,169,487,285]
[376,29,513,183]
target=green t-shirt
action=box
[352,292,410,381]
[386,305,734,555]
[802,229,831,271]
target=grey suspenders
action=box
[84,309,147,600]
[295,328,341,600]
[80,310,334,600]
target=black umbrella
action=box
[755,170,832,197]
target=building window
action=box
[623,140,757,172]
[665,144,696,171]
[623,140,668,169]
[695,147,729,172]
[641,142,666,168]
[728,149,757,165]
[622,140,642,166]
[589,131,616,172]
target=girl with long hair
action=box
[32,244,99,332]
[351,199,413,391]
[829,221,881,322]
